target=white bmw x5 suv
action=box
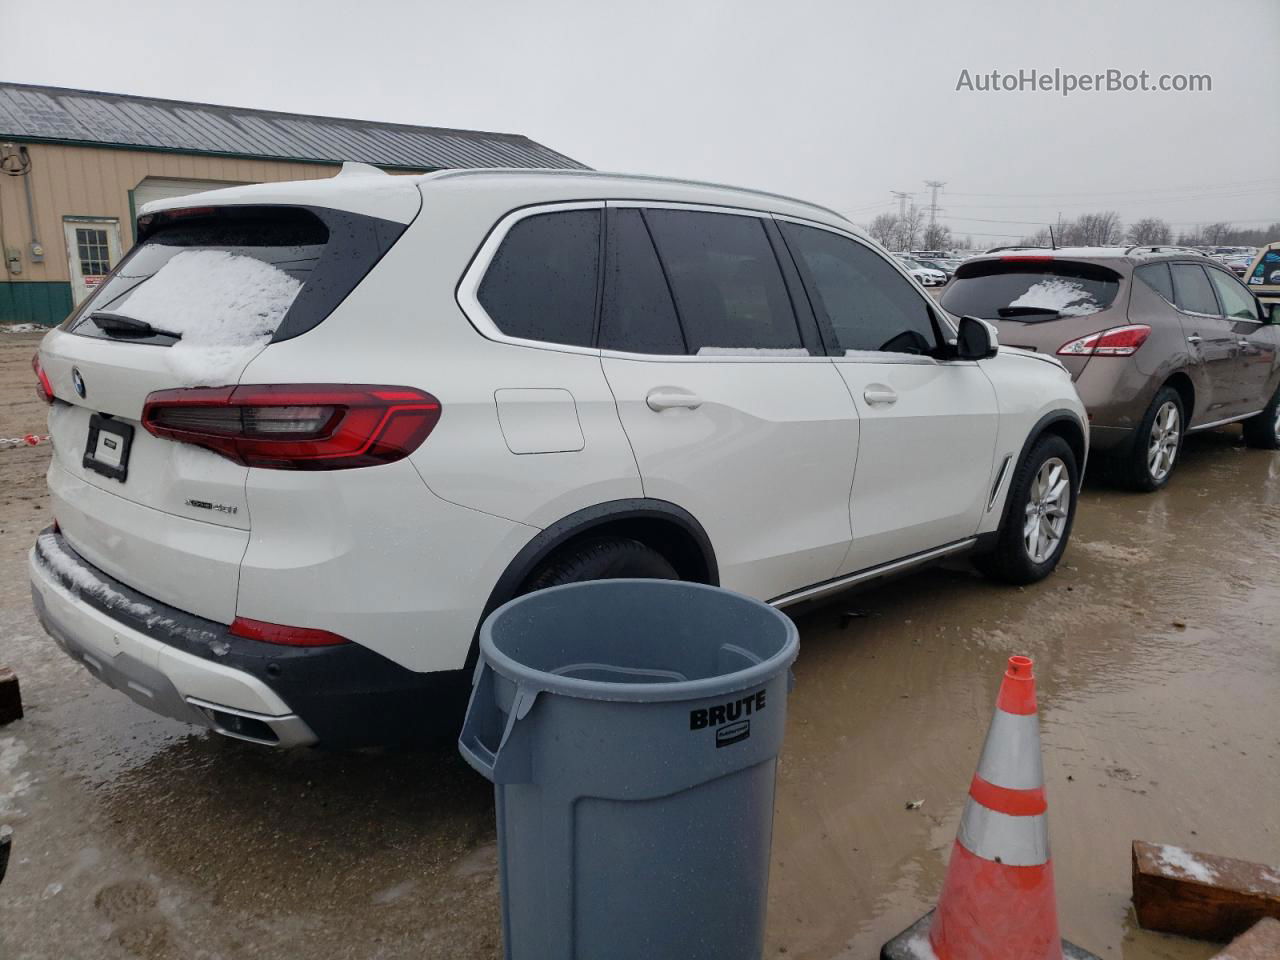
[29,166,1086,748]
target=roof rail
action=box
[983,244,1052,254]
[419,168,853,225]
[1123,244,1208,257]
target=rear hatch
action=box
[940,256,1127,379]
[37,201,410,622]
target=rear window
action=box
[642,209,805,355]
[62,205,403,384]
[1250,248,1280,287]
[941,260,1120,321]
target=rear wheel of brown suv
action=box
[1242,387,1280,450]
[1120,387,1184,491]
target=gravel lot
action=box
[1,328,1277,959]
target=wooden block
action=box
[1213,918,1280,959]
[0,667,21,725]
[1133,840,1280,942]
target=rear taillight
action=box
[32,354,53,404]
[141,384,441,469]
[1057,324,1151,358]
[230,617,350,647]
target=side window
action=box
[780,221,938,355]
[478,209,600,347]
[642,209,805,355]
[1136,262,1174,303]
[1206,268,1260,321]
[599,209,686,355]
[1170,263,1220,316]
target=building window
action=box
[76,228,111,276]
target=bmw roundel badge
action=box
[72,367,86,399]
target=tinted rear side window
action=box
[942,260,1120,321]
[1170,263,1219,315]
[780,222,938,355]
[479,209,601,348]
[643,209,804,355]
[1136,262,1174,303]
[600,209,686,355]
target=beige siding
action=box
[0,142,337,283]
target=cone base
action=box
[880,911,1101,960]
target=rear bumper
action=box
[29,529,466,747]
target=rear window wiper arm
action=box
[89,311,182,340]
[997,306,1062,319]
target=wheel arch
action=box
[1162,371,1196,422]
[465,499,719,668]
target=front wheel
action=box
[1242,385,1280,450]
[974,434,1078,585]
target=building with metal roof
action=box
[0,82,586,325]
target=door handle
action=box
[1186,335,1202,345]
[863,387,898,406]
[1237,339,1251,349]
[645,389,702,412]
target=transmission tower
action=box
[890,191,913,218]
[924,180,946,233]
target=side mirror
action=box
[955,315,999,360]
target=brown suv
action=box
[941,247,1280,490]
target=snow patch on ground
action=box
[1009,279,1102,317]
[2,323,44,333]
[0,736,33,815]
[121,250,300,386]
[1156,844,1219,884]
[696,347,810,357]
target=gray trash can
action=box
[459,578,799,960]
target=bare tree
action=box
[1127,218,1173,246]
[1018,228,1053,247]
[1072,211,1124,246]
[1201,222,1234,245]
[895,204,927,252]
[921,222,953,252]
[868,213,899,248]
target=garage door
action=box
[132,177,245,215]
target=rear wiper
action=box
[997,306,1062,319]
[89,311,182,340]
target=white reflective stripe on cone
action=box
[975,710,1044,790]
[957,798,1051,867]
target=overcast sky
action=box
[5,0,1278,242]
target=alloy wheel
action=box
[1023,457,1070,564]
[1147,401,1181,482]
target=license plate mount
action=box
[83,414,135,483]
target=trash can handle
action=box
[458,661,536,784]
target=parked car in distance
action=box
[30,167,1087,748]
[941,246,1280,491]
[1222,255,1252,278]
[913,257,955,281]
[1245,241,1280,306]
[894,254,948,286]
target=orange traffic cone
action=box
[881,656,1098,960]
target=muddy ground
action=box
[1,328,1276,959]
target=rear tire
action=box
[1242,386,1280,450]
[521,537,680,593]
[1118,387,1184,491]
[974,434,1078,585]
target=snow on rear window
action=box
[1008,278,1102,317]
[121,249,301,386]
